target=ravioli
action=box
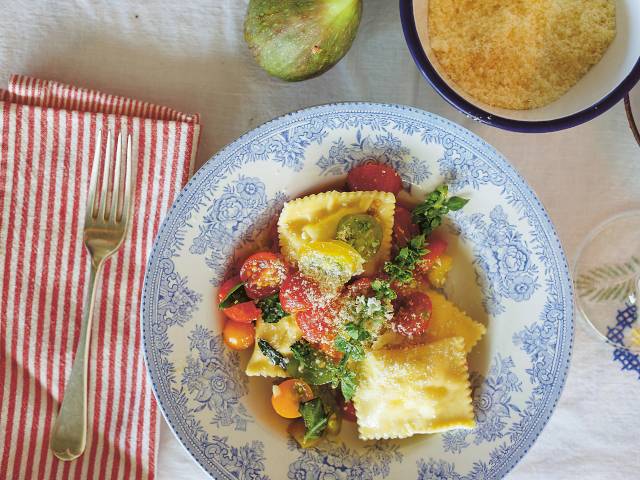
[245,315,302,378]
[354,337,475,440]
[278,191,396,276]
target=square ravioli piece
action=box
[354,337,475,440]
[245,315,302,378]
[278,191,396,276]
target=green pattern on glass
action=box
[575,256,640,302]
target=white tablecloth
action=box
[1,1,638,478]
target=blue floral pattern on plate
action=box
[141,103,573,480]
[287,440,402,480]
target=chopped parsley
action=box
[383,233,428,283]
[371,278,397,302]
[412,184,469,235]
[256,293,286,323]
[258,340,287,369]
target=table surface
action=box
[1,1,639,478]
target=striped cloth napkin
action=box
[0,75,200,480]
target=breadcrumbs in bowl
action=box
[400,0,640,131]
[428,0,616,110]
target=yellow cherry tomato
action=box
[427,254,453,288]
[298,240,364,288]
[223,320,255,350]
[271,379,314,419]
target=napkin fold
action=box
[0,74,200,480]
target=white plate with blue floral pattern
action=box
[141,103,573,480]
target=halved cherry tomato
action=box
[295,304,339,345]
[271,379,314,419]
[393,206,419,249]
[343,277,373,298]
[416,236,448,275]
[347,162,403,194]
[218,276,261,323]
[240,252,288,299]
[341,400,357,422]
[392,292,432,337]
[223,320,255,350]
[279,272,324,313]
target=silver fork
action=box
[51,130,133,461]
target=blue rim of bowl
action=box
[141,102,575,479]
[399,0,640,133]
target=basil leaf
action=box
[447,196,469,211]
[257,293,286,324]
[299,398,328,441]
[290,341,337,385]
[258,339,287,369]
[218,282,251,309]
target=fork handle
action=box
[50,260,102,461]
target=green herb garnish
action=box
[258,339,287,369]
[383,233,428,283]
[256,293,286,324]
[299,398,328,441]
[289,340,358,399]
[371,278,397,301]
[412,184,469,235]
[218,281,251,309]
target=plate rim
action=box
[141,101,575,480]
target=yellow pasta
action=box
[245,315,302,378]
[354,337,475,440]
[373,289,485,353]
[278,191,395,276]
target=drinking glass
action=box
[573,90,640,356]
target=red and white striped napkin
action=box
[0,75,200,480]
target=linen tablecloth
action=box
[0,1,638,478]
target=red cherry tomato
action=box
[295,304,339,345]
[279,272,324,313]
[341,401,357,422]
[218,275,261,323]
[393,206,419,249]
[347,163,403,194]
[392,292,432,337]
[240,252,288,299]
[420,236,448,270]
[343,278,373,298]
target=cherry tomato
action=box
[347,162,403,194]
[223,320,255,350]
[240,252,288,299]
[295,304,339,345]
[341,400,357,422]
[271,379,314,419]
[393,206,419,249]
[279,272,324,313]
[344,278,373,298]
[392,292,432,337]
[218,276,261,323]
[416,236,448,273]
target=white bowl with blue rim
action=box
[141,103,574,479]
[400,0,640,132]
